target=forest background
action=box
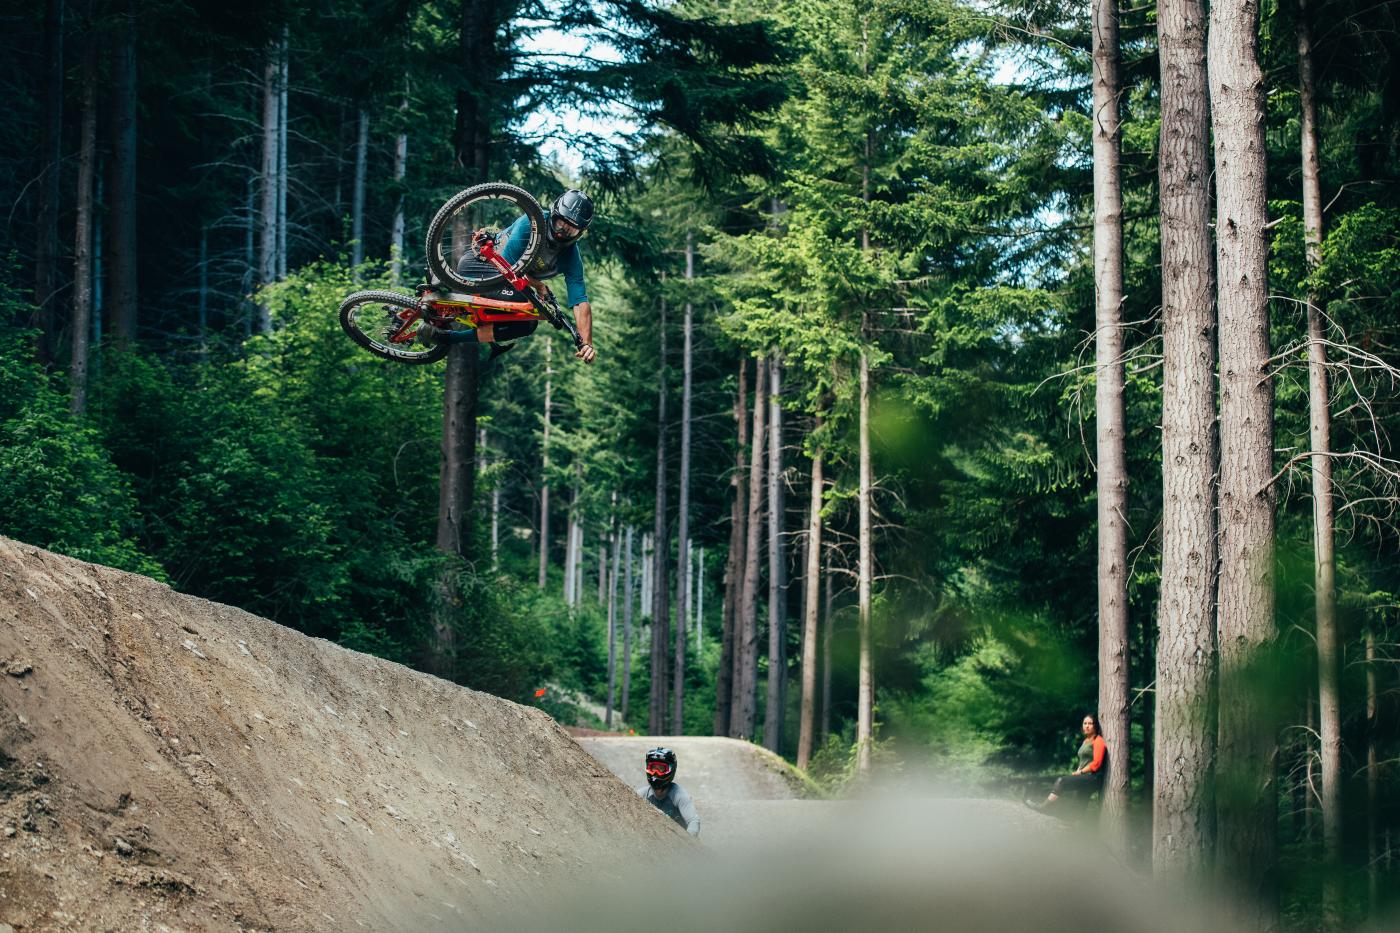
[2,0,1398,928]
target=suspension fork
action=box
[476,238,585,351]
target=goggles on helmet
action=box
[645,760,673,778]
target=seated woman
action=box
[1026,714,1108,811]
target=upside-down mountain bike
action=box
[339,183,584,365]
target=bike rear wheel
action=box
[339,290,449,365]
[425,183,545,292]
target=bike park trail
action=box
[0,536,686,933]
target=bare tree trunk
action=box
[734,356,768,739]
[716,356,748,735]
[857,344,874,775]
[623,525,635,725]
[599,530,608,605]
[71,27,98,414]
[351,108,369,268]
[539,341,553,587]
[256,43,279,331]
[641,533,651,619]
[696,546,704,646]
[390,95,408,285]
[1211,0,1278,916]
[1296,7,1341,915]
[650,294,671,734]
[607,517,619,728]
[673,236,695,733]
[107,7,138,346]
[35,0,65,363]
[1154,0,1218,883]
[565,488,580,605]
[1366,627,1378,909]
[197,225,209,352]
[797,422,824,769]
[764,356,786,752]
[822,548,834,742]
[276,33,288,281]
[1091,0,1131,858]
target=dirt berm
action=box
[0,537,682,932]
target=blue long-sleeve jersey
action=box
[499,213,589,308]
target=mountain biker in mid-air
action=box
[637,747,700,837]
[419,188,597,364]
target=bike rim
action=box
[344,295,438,359]
[432,191,541,286]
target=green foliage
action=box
[0,280,161,577]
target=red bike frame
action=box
[388,236,583,349]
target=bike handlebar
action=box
[475,232,584,352]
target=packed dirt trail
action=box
[0,537,683,932]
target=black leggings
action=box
[1051,772,1102,800]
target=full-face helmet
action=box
[645,746,677,792]
[548,189,594,244]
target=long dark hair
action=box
[1083,714,1103,738]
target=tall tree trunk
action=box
[539,341,553,587]
[256,42,279,331]
[650,294,671,734]
[734,356,768,739]
[1154,0,1219,882]
[71,27,98,414]
[276,32,288,280]
[351,108,369,268]
[623,525,635,725]
[796,421,824,770]
[1297,6,1341,913]
[674,235,694,733]
[641,533,651,619]
[565,488,580,605]
[390,94,408,285]
[764,356,786,752]
[599,530,608,604]
[1092,0,1131,857]
[1210,0,1278,918]
[716,356,749,735]
[35,0,65,363]
[607,518,619,728]
[822,548,834,742]
[857,343,874,775]
[197,225,208,353]
[107,7,138,346]
[1366,627,1378,909]
[696,546,704,646]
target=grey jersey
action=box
[637,782,700,836]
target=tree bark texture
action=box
[733,356,768,739]
[651,296,671,734]
[716,356,749,736]
[107,8,138,346]
[1092,0,1132,859]
[1154,0,1218,882]
[857,346,874,775]
[257,43,280,330]
[764,356,786,752]
[390,96,408,284]
[276,34,288,281]
[607,522,620,728]
[539,341,553,587]
[1297,3,1342,900]
[351,108,369,267]
[436,349,480,557]
[623,525,635,725]
[674,234,694,734]
[35,0,64,363]
[71,28,98,414]
[1210,0,1278,918]
[822,549,834,741]
[796,426,824,770]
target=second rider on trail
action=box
[419,188,597,364]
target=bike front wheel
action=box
[339,290,449,365]
[425,183,545,292]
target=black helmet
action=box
[645,746,677,791]
[549,189,594,243]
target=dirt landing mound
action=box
[0,538,679,932]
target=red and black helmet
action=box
[645,746,676,790]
